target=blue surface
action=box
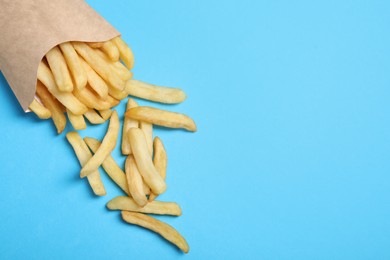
[1,0,390,259]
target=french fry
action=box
[149,137,167,201]
[126,79,186,104]
[101,40,120,61]
[142,180,151,195]
[106,95,120,108]
[111,37,135,69]
[67,109,87,130]
[108,85,128,100]
[59,42,87,89]
[87,42,104,48]
[125,156,147,207]
[98,109,113,121]
[122,98,139,155]
[73,86,111,110]
[80,111,119,177]
[37,61,88,115]
[128,128,166,194]
[73,42,125,91]
[45,46,74,92]
[140,121,153,155]
[36,81,66,134]
[66,132,106,196]
[79,57,108,98]
[84,137,129,195]
[95,49,132,81]
[125,106,197,132]
[84,109,105,124]
[107,196,181,216]
[121,211,189,253]
[112,61,133,81]
[29,98,51,119]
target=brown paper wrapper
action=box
[0,0,120,111]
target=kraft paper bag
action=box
[0,0,120,111]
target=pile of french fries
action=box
[29,36,196,253]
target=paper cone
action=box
[0,0,120,111]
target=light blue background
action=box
[1,0,390,259]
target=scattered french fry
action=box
[101,40,120,61]
[112,37,135,69]
[36,81,66,133]
[84,137,129,195]
[98,109,113,121]
[128,128,166,194]
[66,132,106,196]
[67,109,87,130]
[149,137,167,201]
[125,156,147,207]
[29,98,51,119]
[84,109,105,124]
[80,111,119,177]
[37,61,88,115]
[121,211,189,253]
[46,46,74,92]
[73,42,125,91]
[107,196,181,216]
[79,57,108,98]
[121,98,139,155]
[126,79,186,104]
[140,121,153,155]
[59,42,88,89]
[126,106,197,132]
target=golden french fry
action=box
[84,137,129,195]
[125,106,197,132]
[73,42,125,91]
[66,132,106,196]
[80,111,119,177]
[140,121,153,155]
[36,81,66,134]
[125,156,147,207]
[108,85,128,100]
[29,98,51,119]
[111,37,135,69]
[67,109,87,130]
[142,180,151,195]
[106,95,120,108]
[122,98,139,155]
[95,49,132,81]
[121,211,189,253]
[101,40,120,61]
[128,128,166,194]
[98,109,113,121]
[149,137,167,201]
[38,61,88,115]
[73,86,111,110]
[112,61,133,81]
[107,196,181,216]
[79,57,108,98]
[59,42,87,89]
[84,109,105,124]
[45,46,74,92]
[126,79,186,104]
[87,42,104,48]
